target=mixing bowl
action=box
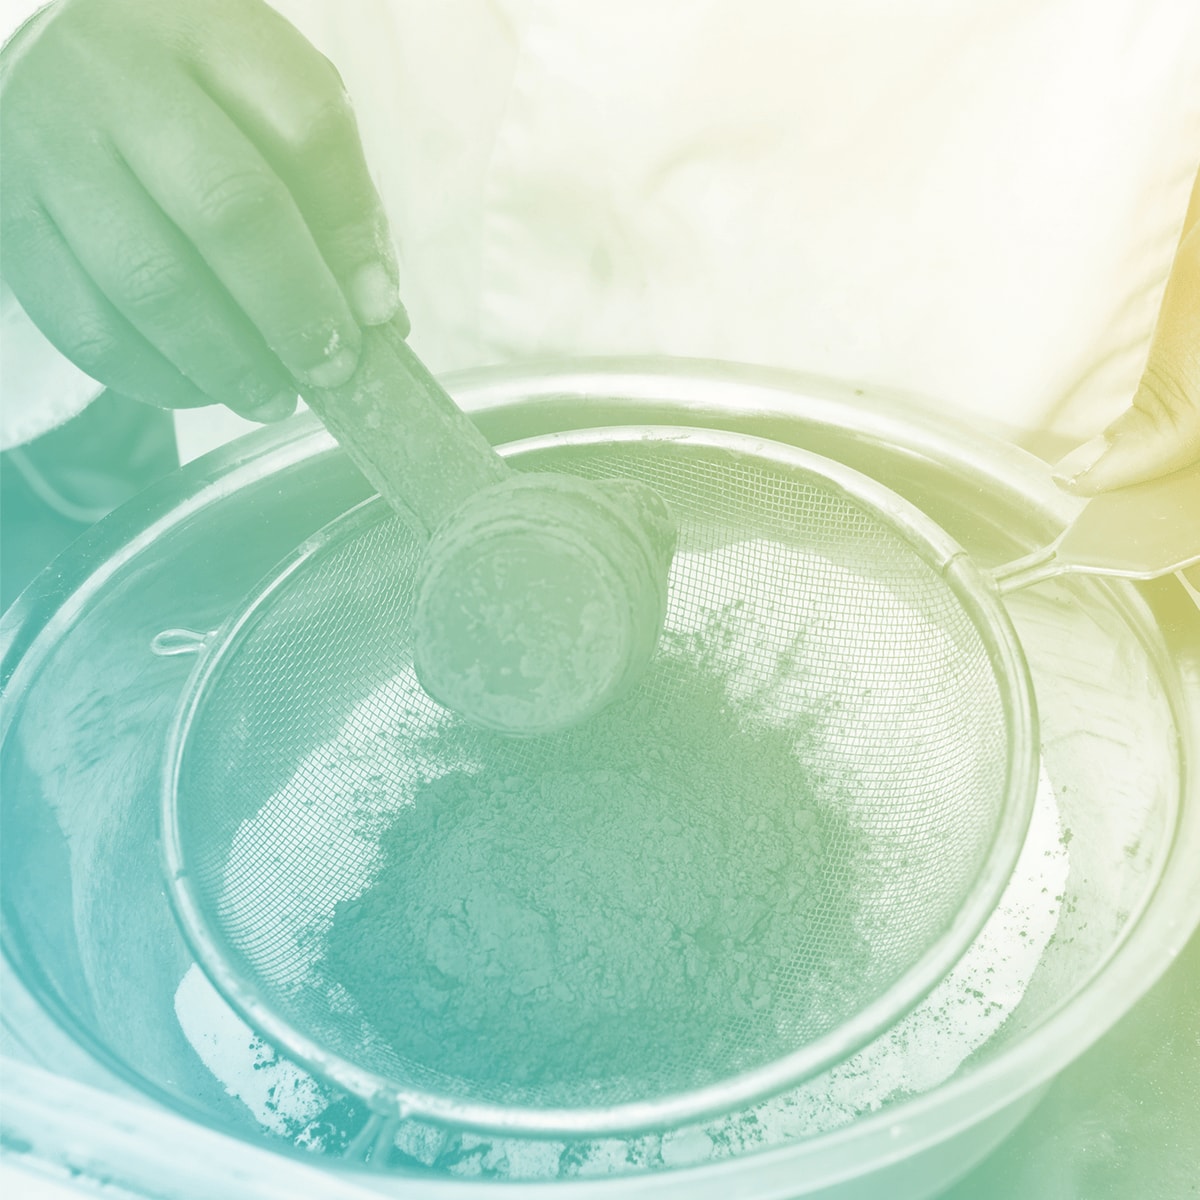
[3,360,1198,1198]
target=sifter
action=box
[158,414,1197,1140]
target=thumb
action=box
[1053,195,1200,495]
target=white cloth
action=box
[3,0,1199,455]
[1,1,108,448]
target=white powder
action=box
[177,538,1064,1178]
[173,966,325,1138]
[217,667,473,990]
[427,764,1063,1179]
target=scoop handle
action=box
[299,319,512,535]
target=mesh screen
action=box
[172,435,1014,1115]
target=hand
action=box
[1053,170,1199,496]
[0,0,404,422]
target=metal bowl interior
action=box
[2,360,1197,1197]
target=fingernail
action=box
[350,262,402,326]
[246,389,297,423]
[304,347,359,389]
[1051,433,1110,491]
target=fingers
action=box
[112,72,363,389]
[1,199,214,411]
[193,8,406,331]
[38,151,299,419]
[1,0,401,427]
[1053,370,1200,495]
[1055,195,1200,495]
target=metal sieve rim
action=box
[160,424,1038,1137]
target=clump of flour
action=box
[322,620,865,1103]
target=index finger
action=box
[114,75,362,388]
[193,4,405,330]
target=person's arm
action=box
[0,0,403,445]
[1053,168,1200,493]
[3,1,56,54]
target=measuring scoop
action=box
[299,319,676,735]
[991,466,1199,593]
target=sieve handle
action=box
[150,628,215,657]
[298,319,512,535]
[990,465,1200,594]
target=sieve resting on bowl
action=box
[159,425,1040,1139]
